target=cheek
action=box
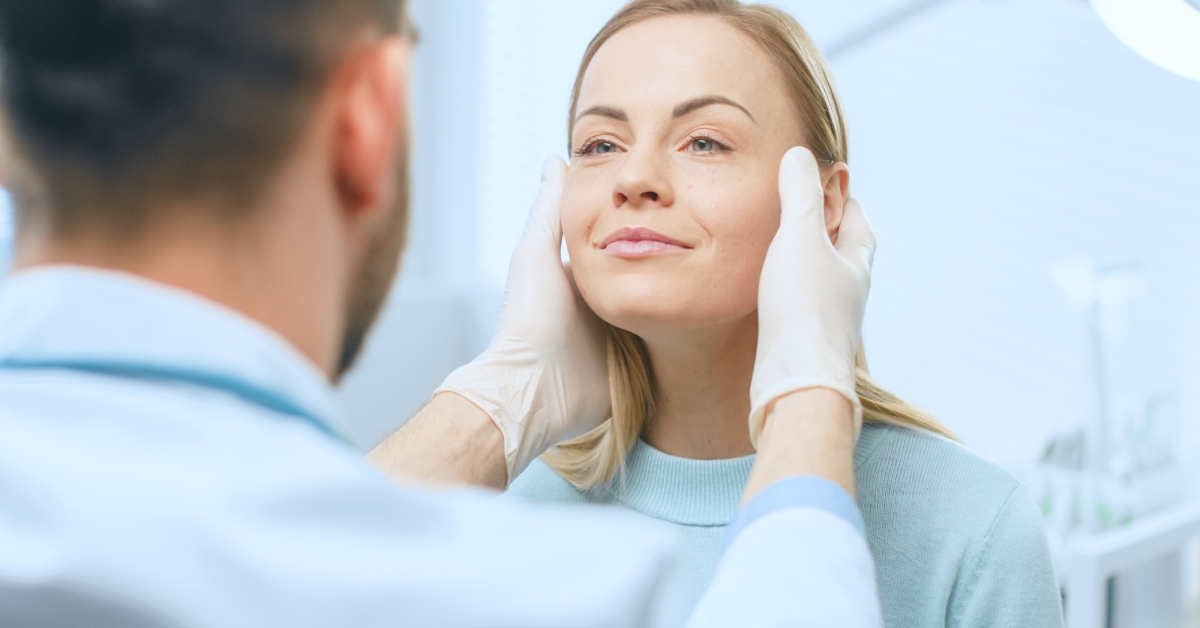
[560,173,602,262]
[560,171,611,313]
[689,177,781,305]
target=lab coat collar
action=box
[0,266,350,442]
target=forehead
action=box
[578,15,791,122]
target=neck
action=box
[640,314,758,460]
[13,200,346,379]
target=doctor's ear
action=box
[822,162,850,244]
[331,35,411,218]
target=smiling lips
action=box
[599,227,693,258]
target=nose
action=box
[612,145,675,209]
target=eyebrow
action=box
[574,105,628,123]
[573,96,755,125]
[674,96,755,122]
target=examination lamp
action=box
[1093,0,1200,81]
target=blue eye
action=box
[575,140,619,158]
[690,138,717,152]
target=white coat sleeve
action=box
[687,477,883,628]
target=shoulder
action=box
[856,423,1031,531]
[855,424,1062,626]
[503,457,618,507]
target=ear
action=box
[331,35,410,220]
[821,162,850,244]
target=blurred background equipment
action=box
[1,1,1198,625]
[1037,260,1191,628]
[1044,261,1182,535]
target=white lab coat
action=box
[0,267,881,627]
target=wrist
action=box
[743,388,858,504]
[749,377,861,448]
[764,388,857,444]
[367,391,508,489]
[438,356,580,482]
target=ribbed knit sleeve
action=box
[947,484,1064,628]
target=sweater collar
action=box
[607,425,889,526]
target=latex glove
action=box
[748,147,877,448]
[435,157,611,483]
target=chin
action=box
[586,289,745,339]
[577,266,758,337]
[581,273,678,324]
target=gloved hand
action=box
[748,147,877,448]
[435,157,611,484]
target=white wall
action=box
[825,0,1200,468]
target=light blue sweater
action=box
[504,423,1065,628]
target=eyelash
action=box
[572,134,732,158]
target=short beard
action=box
[335,141,409,381]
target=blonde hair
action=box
[544,0,957,490]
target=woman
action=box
[503,1,1063,626]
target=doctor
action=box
[0,1,880,626]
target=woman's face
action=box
[564,15,840,339]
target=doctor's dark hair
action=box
[543,0,959,491]
[0,0,411,236]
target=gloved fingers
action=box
[500,157,569,321]
[833,198,877,276]
[521,156,569,255]
[776,146,831,250]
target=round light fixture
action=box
[1093,0,1200,81]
